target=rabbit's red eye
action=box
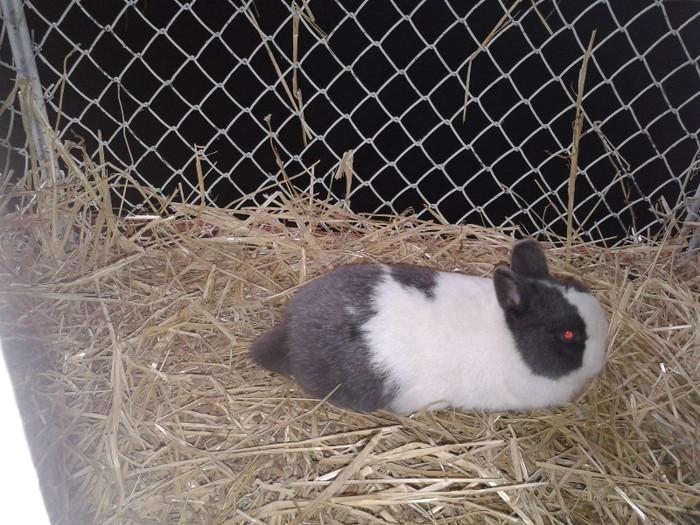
[559,330,579,343]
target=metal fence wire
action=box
[1,0,699,246]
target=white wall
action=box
[0,338,50,524]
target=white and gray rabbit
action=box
[250,239,609,414]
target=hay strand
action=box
[566,30,596,254]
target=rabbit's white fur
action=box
[365,268,608,413]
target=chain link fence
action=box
[1,0,699,246]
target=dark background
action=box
[2,0,699,245]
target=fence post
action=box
[0,0,55,182]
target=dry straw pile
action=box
[0,129,698,524]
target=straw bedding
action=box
[0,137,698,524]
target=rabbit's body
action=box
[251,240,609,414]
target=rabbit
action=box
[250,239,609,414]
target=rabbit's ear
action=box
[510,239,549,279]
[493,266,526,313]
